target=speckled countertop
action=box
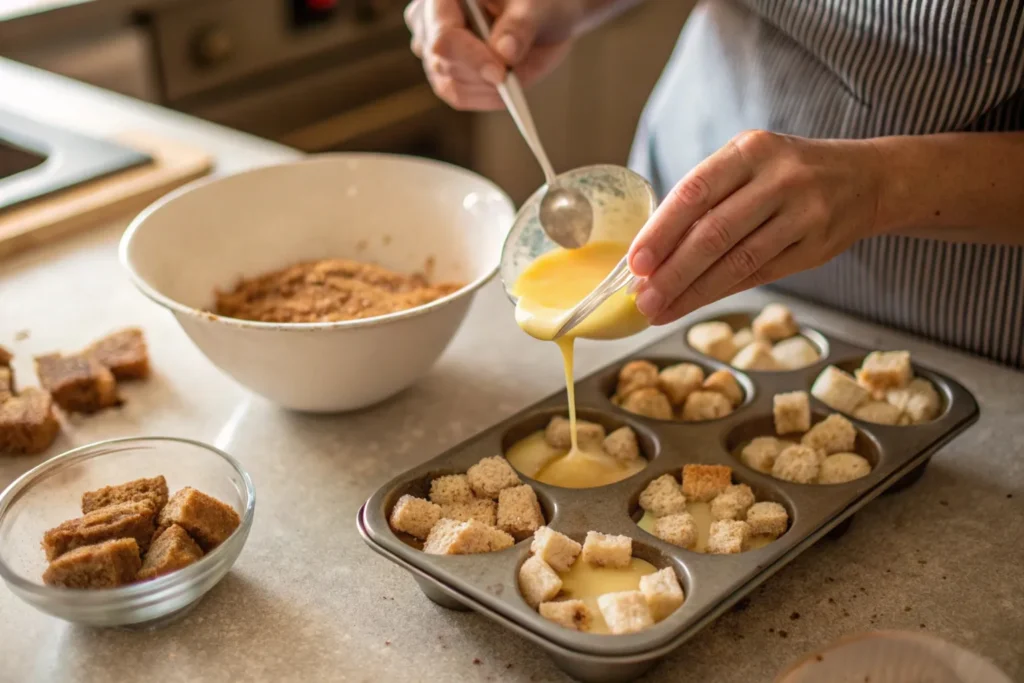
[1,59,1022,683]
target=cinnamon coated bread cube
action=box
[42,538,141,589]
[35,353,119,413]
[0,388,59,455]
[42,501,157,561]
[82,476,169,515]
[137,524,204,580]
[157,487,241,552]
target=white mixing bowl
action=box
[120,154,514,412]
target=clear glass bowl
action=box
[0,437,255,629]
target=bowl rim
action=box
[118,152,516,332]
[0,436,256,606]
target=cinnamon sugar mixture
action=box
[214,259,464,323]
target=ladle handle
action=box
[462,0,557,183]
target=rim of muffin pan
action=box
[723,409,885,486]
[626,467,797,554]
[822,355,952,426]
[600,356,757,424]
[383,470,556,551]
[513,531,696,636]
[682,310,832,373]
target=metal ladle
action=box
[463,0,594,249]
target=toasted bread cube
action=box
[424,518,514,555]
[710,484,756,521]
[530,526,582,573]
[639,474,687,517]
[35,353,119,414]
[467,456,521,499]
[702,370,744,407]
[652,512,698,550]
[740,436,787,474]
[497,485,545,540]
[157,487,241,551]
[682,464,732,502]
[818,453,872,484]
[137,524,204,580]
[390,495,442,539]
[87,328,150,381]
[706,520,751,554]
[811,366,870,414]
[753,304,799,341]
[680,390,733,422]
[519,556,563,608]
[853,401,904,426]
[603,426,641,462]
[771,336,820,370]
[82,476,169,515]
[801,414,856,455]
[429,474,474,505]
[581,531,632,568]
[616,360,660,399]
[0,366,13,403]
[440,498,497,527]
[658,363,705,405]
[731,341,781,371]
[746,502,789,538]
[42,501,156,561]
[772,445,821,484]
[621,387,673,420]
[687,322,737,362]
[0,388,59,456]
[639,567,685,621]
[597,591,654,635]
[544,416,606,451]
[773,391,811,435]
[857,351,912,394]
[732,327,754,350]
[42,538,141,589]
[539,600,592,631]
[887,378,941,423]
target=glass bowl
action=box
[0,437,255,629]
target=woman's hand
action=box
[404,0,586,111]
[629,131,885,325]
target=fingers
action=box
[489,0,544,65]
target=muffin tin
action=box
[357,310,979,682]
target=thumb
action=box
[489,0,544,66]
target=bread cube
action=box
[710,484,756,521]
[706,520,751,554]
[424,518,514,555]
[853,401,904,426]
[519,556,562,608]
[818,453,872,484]
[753,303,799,341]
[42,538,141,589]
[653,512,698,550]
[43,501,157,561]
[702,370,744,407]
[801,414,857,455]
[616,360,660,399]
[732,327,754,350]
[771,445,821,484]
[467,456,521,499]
[771,336,820,370]
[740,436,787,474]
[811,366,870,414]
[681,464,732,502]
[390,495,442,539]
[603,426,641,462]
[87,328,150,381]
[531,526,582,573]
[497,485,545,540]
[429,474,474,505]
[680,390,733,422]
[731,341,781,371]
[639,474,687,517]
[440,498,497,527]
[82,476,168,515]
[0,388,59,456]
[138,524,204,581]
[157,487,241,551]
[658,363,705,405]
[581,531,632,568]
[746,501,789,537]
[539,600,592,631]
[544,416,605,451]
[639,567,685,621]
[773,391,811,435]
[887,378,941,423]
[621,388,673,420]
[35,353,120,414]
[857,351,912,394]
[687,322,737,362]
[597,591,654,635]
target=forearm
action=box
[576,0,650,36]
[871,132,1024,245]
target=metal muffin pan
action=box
[358,309,980,682]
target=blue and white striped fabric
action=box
[629,0,1024,367]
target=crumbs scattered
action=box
[790,612,800,620]
[825,576,835,583]
[14,330,29,341]
[918,559,927,565]
[815,655,824,663]
[905,606,912,612]
[778,630,788,639]
[1008,494,1014,499]
[920,623,926,629]
[733,598,751,613]
[768,627,775,633]
[384,641,391,647]
[939,500,949,506]
[473,658,482,665]
[506,664,513,670]
[827,598,835,605]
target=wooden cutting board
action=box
[0,131,212,260]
